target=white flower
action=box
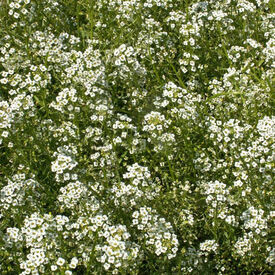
[56,257,65,266]
[104,263,110,270]
[51,265,58,271]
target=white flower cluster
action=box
[51,145,78,182]
[61,46,105,95]
[95,224,140,273]
[142,111,170,134]
[111,164,159,208]
[132,206,179,259]
[202,180,229,207]
[199,240,219,257]
[9,213,71,274]
[49,121,78,141]
[233,233,253,257]
[257,116,275,140]
[57,181,88,210]
[0,173,37,217]
[66,205,141,274]
[160,81,202,121]
[49,88,77,112]
[110,44,146,80]
[7,0,30,20]
[266,247,275,266]
[0,0,274,273]
[123,163,151,187]
[0,101,13,144]
[241,207,268,236]
[112,114,136,146]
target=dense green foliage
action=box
[0,0,274,274]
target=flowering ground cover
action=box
[0,0,274,274]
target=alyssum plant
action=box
[0,0,274,274]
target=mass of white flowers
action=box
[0,0,274,274]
